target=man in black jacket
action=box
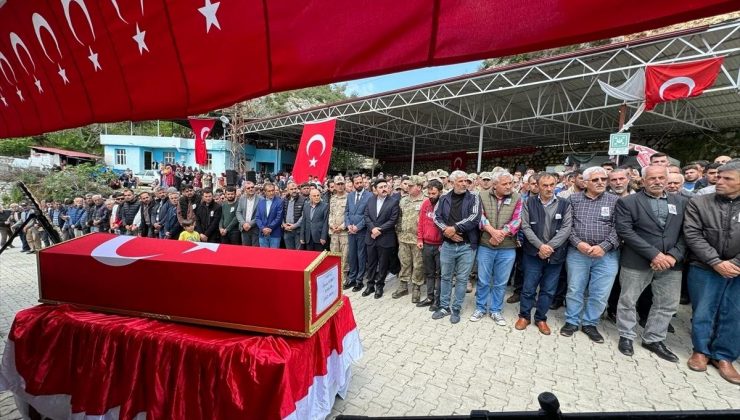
[282,182,305,250]
[117,189,141,236]
[362,179,400,299]
[195,190,222,243]
[615,165,687,361]
[300,188,329,251]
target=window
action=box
[115,149,126,165]
[163,151,175,164]
[203,153,213,171]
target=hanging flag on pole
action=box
[189,118,216,166]
[450,152,467,171]
[292,119,337,184]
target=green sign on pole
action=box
[609,132,630,156]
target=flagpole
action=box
[371,140,376,178]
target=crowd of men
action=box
[0,153,737,385]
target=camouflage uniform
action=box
[394,188,425,302]
[329,191,349,278]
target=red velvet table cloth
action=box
[0,296,361,420]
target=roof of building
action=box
[30,146,100,160]
[235,19,740,160]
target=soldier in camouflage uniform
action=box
[329,175,349,279]
[393,175,426,302]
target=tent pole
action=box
[477,125,484,172]
[410,136,416,175]
[371,140,376,177]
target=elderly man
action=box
[614,165,687,361]
[394,175,426,302]
[300,188,329,251]
[683,161,740,384]
[432,171,481,324]
[516,172,572,334]
[236,181,261,246]
[471,170,521,325]
[561,167,620,342]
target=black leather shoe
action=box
[361,286,375,297]
[416,298,433,307]
[374,287,384,299]
[642,341,679,363]
[581,325,604,343]
[667,323,675,334]
[351,283,364,292]
[342,281,356,290]
[618,337,634,356]
[549,300,564,310]
[679,295,690,305]
[560,323,578,337]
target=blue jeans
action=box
[440,242,475,312]
[519,253,562,322]
[347,232,367,284]
[284,230,300,250]
[259,236,281,248]
[688,265,740,361]
[565,247,619,327]
[475,246,516,313]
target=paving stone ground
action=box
[0,237,738,419]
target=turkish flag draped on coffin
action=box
[189,118,216,166]
[644,57,724,110]
[292,119,336,184]
[0,1,735,137]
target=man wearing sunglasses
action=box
[560,167,620,343]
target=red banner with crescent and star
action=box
[450,152,467,171]
[0,1,734,138]
[189,117,215,166]
[645,57,724,111]
[292,119,336,184]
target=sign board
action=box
[609,133,630,155]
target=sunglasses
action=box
[590,177,608,182]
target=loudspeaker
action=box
[246,171,256,183]
[225,170,238,186]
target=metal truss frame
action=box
[235,20,740,156]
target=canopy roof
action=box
[237,20,740,161]
[30,146,99,160]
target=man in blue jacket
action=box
[255,182,284,248]
[432,171,481,324]
[344,174,371,291]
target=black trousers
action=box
[221,229,241,245]
[552,264,568,304]
[510,246,524,294]
[304,241,324,251]
[366,243,392,288]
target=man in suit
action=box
[615,165,687,361]
[255,182,284,248]
[236,181,260,246]
[362,178,400,299]
[300,188,329,251]
[344,174,371,291]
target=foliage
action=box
[31,163,116,201]
[1,184,25,206]
[330,148,367,172]
[0,138,34,157]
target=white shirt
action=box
[376,196,385,217]
[245,196,256,221]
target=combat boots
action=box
[392,281,409,299]
[411,284,421,303]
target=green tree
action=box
[33,164,116,201]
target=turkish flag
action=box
[450,152,467,171]
[292,119,336,184]
[189,118,215,166]
[645,57,724,110]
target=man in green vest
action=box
[470,170,522,326]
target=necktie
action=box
[355,192,360,206]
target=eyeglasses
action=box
[589,177,608,182]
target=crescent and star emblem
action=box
[32,13,62,62]
[453,157,463,168]
[62,0,96,45]
[91,236,219,267]
[658,76,696,100]
[200,127,211,140]
[305,134,326,167]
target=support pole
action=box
[371,140,377,177]
[276,140,280,174]
[477,125,484,173]
[616,104,627,167]
[410,136,416,175]
[157,120,160,136]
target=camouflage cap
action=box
[408,175,425,186]
[467,173,478,182]
[480,172,492,180]
[333,175,346,184]
[437,170,449,178]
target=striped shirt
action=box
[568,191,619,252]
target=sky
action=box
[341,61,482,97]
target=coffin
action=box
[37,233,343,337]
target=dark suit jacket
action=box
[301,201,329,244]
[364,195,399,248]
[615,191,688,270]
